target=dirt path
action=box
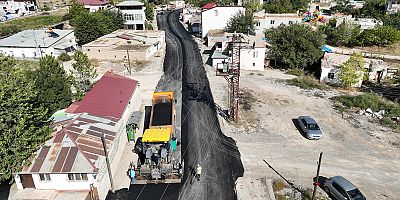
[201,43,400,199]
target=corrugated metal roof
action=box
[68,71,138,119]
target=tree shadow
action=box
[291,118,309,140]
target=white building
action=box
[82,29,165,61]
[171,0,185,9]
[210,32,267,71]
[116,0,145,30]
[320,53,393,87]
[15,71,142,200]
[335,16,383,30]
[201,6,245,38]
[79,0,111,12]
[386,0,400,14]
[254,11,303,35]
[0,29,76,59]
[0,0,36,19]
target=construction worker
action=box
[195,164,202,180]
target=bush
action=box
[331,93,400,129]
[58,53,71,61]
[285,69,304,76]
[272,179,288,192]
[287,75,330,90]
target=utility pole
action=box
[126,41,132,74]
[312,152,323,200]
[101,133,115,193]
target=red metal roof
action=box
[68,71,138,119]
[202,2,216,10]
[79,0,109,6]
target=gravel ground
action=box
[199,42,400,199]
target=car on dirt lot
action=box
[297,116,322,140]
[324,176,366,200]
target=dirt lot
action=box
[199,42,400,199]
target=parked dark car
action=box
[325,176,366,200]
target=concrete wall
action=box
[201,7,245,38]
[240,47,265,71]
[15,173,96,191]
[84,5,110,12]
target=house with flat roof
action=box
[0,28,76,59]
[320,53,395,87]
[254,11,303,35]
[79,0,111,12]
[82,29,165,61]
[116,0,145,30]
[210,31,268,71]
[201,5,245,38]
[14,71,141,200]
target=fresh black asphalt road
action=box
[107,10,243,200]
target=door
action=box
[20,174,35,189]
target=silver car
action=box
[325,176,366,200]
[298,116,322,140]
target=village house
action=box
[79,0,111,12]
[254,11,303,35]
[82,29,165,61]
[14,71,141,200]
[320,53,395,87]
[116,0,145,30]
[201,5,245,38]
[210,31,267,71]
[0,0,36,20]
[0,28,76,59]
[335,15,383,30]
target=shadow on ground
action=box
[106,183,181,200]
[313,176,334,200]
[291,118,309,140]
[0,181,11,200]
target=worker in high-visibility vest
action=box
[195,164,202,180]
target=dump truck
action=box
[133,92,183,184]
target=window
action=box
[328,72,334,79]
[289,21,293,25]
[256,21,260,26]
[332,182,348,198]
[214,10,218,16]
[135,14,143,21]
[253,63,255,66]
[253,51,258,58]
[39,174,51,181]
[87,49,90,51]
[67,173,88,181]
[270,20,275,24]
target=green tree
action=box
[265,24,326,69]
[71,51,97,100]
[225,11,254,34]
[330,0,354,15]
[72,8,123,45]
[339,54,364,88]
[0,56,51,180]
[244,0,261,14]
[383,13,400,30]
[263,0,308,14]
[358,0,386,19]
[32,55,73,116]
[145,2,155,21]
[330,22,361,47]
[68,1,88,26]
[358,25,400,46]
